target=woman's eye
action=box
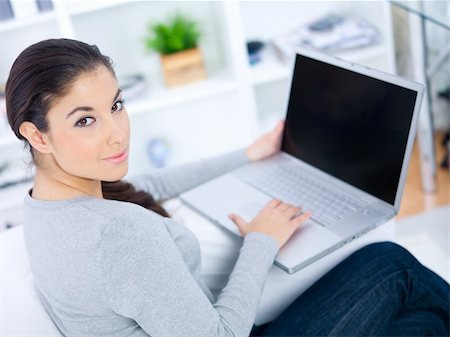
[112,99,125,113]
[75,117,95,128]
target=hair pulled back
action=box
[6,38,170,218]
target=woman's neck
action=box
[32,167,103,201]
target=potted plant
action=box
[145,12,207,88]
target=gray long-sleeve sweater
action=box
[22,148,280,337]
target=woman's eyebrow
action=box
[65,88,122,119]
[66,106,94,119]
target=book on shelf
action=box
[0,0,14,21]
[36,0,53,12]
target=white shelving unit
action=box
[0,0,396,229]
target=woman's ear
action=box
[19,121,52,154]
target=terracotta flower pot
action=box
[160,48,207,88]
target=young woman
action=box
[6,38,449,337]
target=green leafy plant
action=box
[145,13,202,55]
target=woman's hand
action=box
[228,199,311,248]
[246,119,284,162]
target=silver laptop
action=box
[180,48,424,274]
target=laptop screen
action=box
[282,54,418,205]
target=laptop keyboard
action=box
[242,164,369,227]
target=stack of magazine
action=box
[272,13,379,63]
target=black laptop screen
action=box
[281,54,418,205]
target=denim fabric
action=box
[250,242,449,336]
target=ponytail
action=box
[102,181,170,218]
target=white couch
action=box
[0,198,396,336]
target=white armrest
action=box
[0,226,63,336]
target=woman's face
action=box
[43,65,130,182]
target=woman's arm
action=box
[126,148,250,202]
[100,214,279,337]
[126,120,284,202]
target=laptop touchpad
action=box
[180,174,271,236]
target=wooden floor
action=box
[398,131,449,219]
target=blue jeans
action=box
[250,242,449,336]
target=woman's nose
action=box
[106,115,128,147]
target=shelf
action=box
[125,74,237,117]
[250,43,388,86]
[0,11,56,33]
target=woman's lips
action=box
[104,150,128,163]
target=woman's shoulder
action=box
[24,194,170,243]
[80,197,165,226]
[83,197,170,235]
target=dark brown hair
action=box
[5,38,170,218]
